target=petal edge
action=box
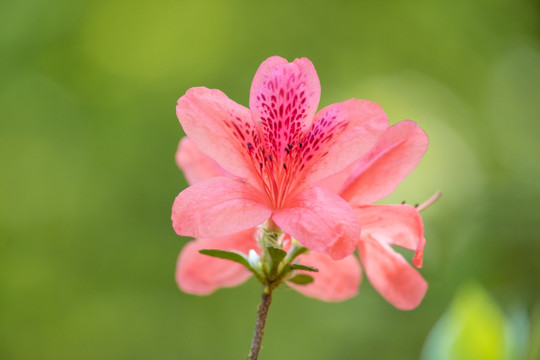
[172,177,271,238]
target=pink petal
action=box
[303,99,389,184]
[176,87,259,182]
[272,187,361,260]
[314,161,358,194]
[358,237,427,310]
[176,230,256,295]
[288,252,361,302]
[249,57,321,162]
[175,137,228,185]
[341,120,428,206]
[171,176,271,238]
[354,204,425,267]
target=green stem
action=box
[247,287,273,360]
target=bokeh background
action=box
[1,1,539,359]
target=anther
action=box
[283,163,287,170]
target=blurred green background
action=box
[1,1,539,359]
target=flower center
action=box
[241,112,344,210]
[225,68,349,209]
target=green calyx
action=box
[198,228,318,291]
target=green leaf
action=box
[265,246,287,280]
[288,274,314,285]
[199,249,267,283]
[198,249,251,268]
[290,264,319,272]
[267,246,287,265]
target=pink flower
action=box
[175,138,361,302]
[175,118,430,309]
[172,56,388,260]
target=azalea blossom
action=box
[175,138,361,302]
[175,118,430,309]
[172,56,388,260]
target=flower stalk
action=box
[245,231,308,359]
[247,287,273,360]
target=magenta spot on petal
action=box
[241,61,356,210]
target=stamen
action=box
[416,191,442,212]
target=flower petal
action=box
[272,187,360,260]
[302,99,389,184]
[287,252,361,302]
[354,204,425,267]
[358,237,427,310]
[171,177,271,238]
[249,57,321,162]
[175,137,228,185]
[341,120,428,205]
[176,230,256,295]
[314,161,358,194]
[176,87,259,182]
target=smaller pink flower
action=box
[315,120,429,309]
[175,118,430,309]
[172,56,388,260]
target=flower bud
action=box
[248,249,261,269]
